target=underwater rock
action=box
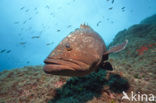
[109,14,156,99]
[0,66,69,103]
[140,14,156,24]
[109,23,156,58]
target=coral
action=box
[136,43,156,55]
[136,46,148,55]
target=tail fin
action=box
[104,40,128,55]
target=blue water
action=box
[0,0,156,71]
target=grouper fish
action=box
[43,24,128,76]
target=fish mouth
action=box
[44,58,60,65]
[43,57,82,76]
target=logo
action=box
[122,91,130,100]
[122,91,155,102]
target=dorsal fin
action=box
[80,23,91,29]
[104,40,128,55]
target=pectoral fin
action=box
[104,39,128,55]
[100,62,113,71]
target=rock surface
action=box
[140,14,156,24]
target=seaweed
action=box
[49,69,129,103]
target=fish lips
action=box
[43,58,80,75]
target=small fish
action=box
[130,10,133,13]
[20,6,25,10]
[46,42,54,46]
[111,21,114,24]
[34,7,37,10]
[26,61,30,64]
[21,28,24,31]
[32,36,40,39]
[43,24,128,76]
[122,10,125,12]
[97,21,102,26]
[46,43,51,46]
[28,17,32,20]
[18,33,22,36]
[121,7,125,10]
[112,0,114,4]
[45,5,50,9]
[0,49,6,53]
[109,7,113,10]
[39,31,43,35]
[67,25,72,28]
[57,29,61,32]
[27,27,32,31]
[50,12,54,15]
[25,9,29,12]
[107,18,110,21]
[23,20,27,24]
[19,42,26,45]
[6,50,11,53]
[121,7,126,12]
[14,21,19,24]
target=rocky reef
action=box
[108,14,156,99]
[0,15,156,103]
[140,14,156,25]
[0,66,130,103]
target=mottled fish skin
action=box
[43,24,128,76]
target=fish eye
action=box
[65,43,72,51]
